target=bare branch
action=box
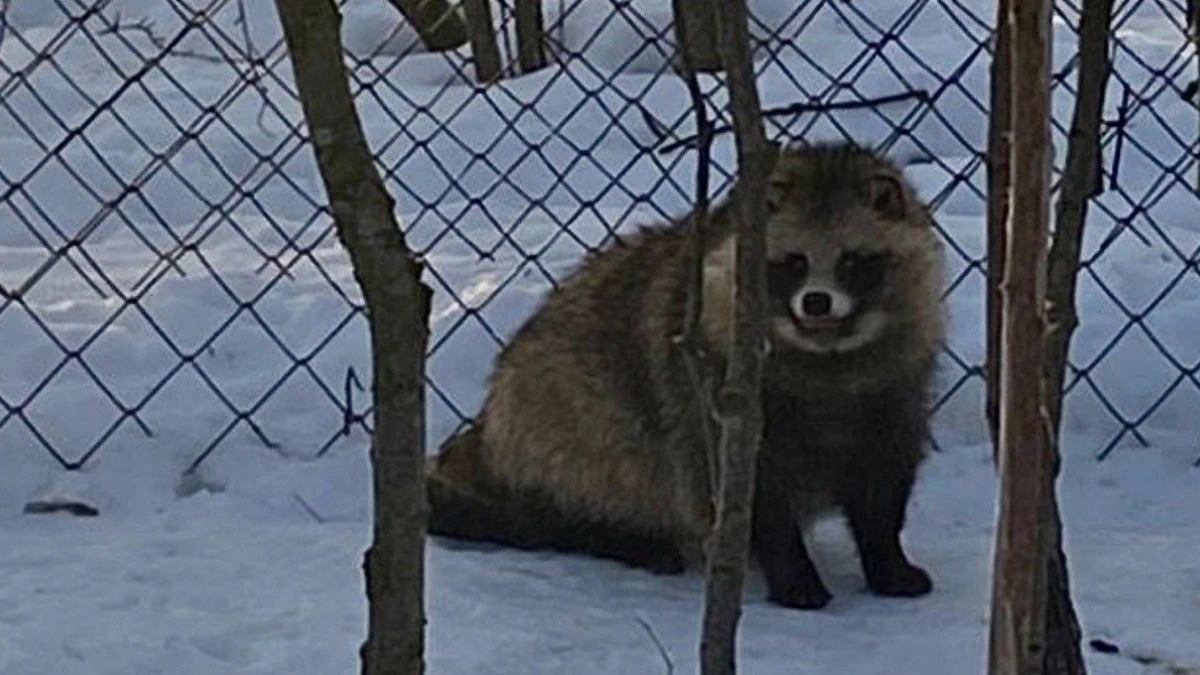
[292,492,327,524]
[515,0,548,73]
[1043,0,1112,460]
[383,0,468,51]
[657,89,930,154]
[985,0,1013,458]
[1040,2,1115,673]
[699,0,772,672]
[635,613,676,675]
[462,0,503,83]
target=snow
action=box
[1,0,1198,673]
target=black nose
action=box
[802,291,832,317]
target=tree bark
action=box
[674,2,724,74]
[273,3,432,675]
[515,0,547,73]
[462,0,503,83]
[1043,0,1111,465]
[1040,2,1113,673]
[384,0,468,51]
[699,1,772,673]
[986,0,1061,673]
[671,0,719,502]
[985,0,1012,457]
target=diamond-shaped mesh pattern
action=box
[1,0,1197,474]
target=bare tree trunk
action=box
[1039,2,1114,673]
[674,2,723,74]
[986,0,1060,673]
[384,0,468,51]
[274,3,432,675]
[515,0,547,73]
[985,0,1012,457]
[699,1,772,673]
[462,0,502,83]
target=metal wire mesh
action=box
[0,0,1197,476]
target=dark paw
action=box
[867,562,932,598]
[768,579,833,610]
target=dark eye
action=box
[836,251,888,295]
[767,253,809,297]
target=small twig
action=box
[293,493,326,524]
[1091,638,1200,674]
[98,5,277,135]
[637,103,675,144]
[1109,84,1132,190]
[343,365,366,436]
[99,14,166,49]
[99,10,257,66]
[657,89,930,154]
[634,613,675,675]
[233,0,272,132]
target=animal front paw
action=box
[866,562,932,597]
[768,577,833,610]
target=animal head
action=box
[704,141,944,357]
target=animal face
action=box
[763,146,922,355]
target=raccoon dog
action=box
[427,141,946,610]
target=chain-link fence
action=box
[0,0,1197,480]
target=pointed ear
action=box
[866,173,908,220]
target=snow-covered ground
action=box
[1,0,1198,673]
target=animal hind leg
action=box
[428,473,685,574]
[426,433,684,574]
